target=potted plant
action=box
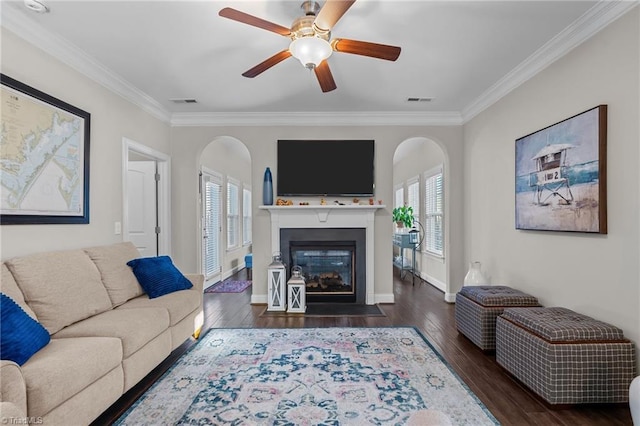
[392,205,414,229]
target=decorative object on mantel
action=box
[392,204,414,229]
[287,265,306,313]
[262,167,273,206]
[276,198,294,205]
[267,252,286,311]
[464,261,488,286]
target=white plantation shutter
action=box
[242,186,252,245]
[394,185,404,209]
[202,170,221,279]
[226,178,239,249]
[424,166,444,257]
[407,177,420,225]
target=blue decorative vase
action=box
[263,167,273,205]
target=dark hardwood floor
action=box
[93,268,633,425]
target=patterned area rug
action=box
[115,327,498,425]
[205,280,252,293]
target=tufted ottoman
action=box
[455,286,539,351]
[496,307,636,404]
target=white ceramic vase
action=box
[464,261,488,286]
[630,376,640,425]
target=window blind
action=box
[202,172,221,279]
[242,187,252,245]
[407,177,420,225]
[424,168,443,256]
[226,178,239,249]
[394,186,404,209]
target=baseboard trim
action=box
[251,294,268,305]
[444,292,456,303]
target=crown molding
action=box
[170,111,463,127]
[1,4,172,123]
[461,0,639,123]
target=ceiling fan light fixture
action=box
[289,37,332,69]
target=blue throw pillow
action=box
[127,256,193,299]
[1,293,50,366]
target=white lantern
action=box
[287,265,306,313]
[267,252,286,311]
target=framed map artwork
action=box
[1,74,90,224]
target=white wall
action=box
[0,28,171,260]
[464,9,640,352]
[199,138,252,279]
[170,126,464,303]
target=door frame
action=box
[122,137,171,255]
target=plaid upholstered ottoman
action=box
[455,286,539,350]
[496,307,637,404]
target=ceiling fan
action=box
[219,0,401,93]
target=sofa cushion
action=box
[127,256,192,298]
[21,337,122,418]
[1,264,37,320]
[84,242,144,307]
[5,250,112,334]
[52,307,169,358]
[117,287,201,327]
[0,294,50,366]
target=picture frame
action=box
[1,74,91,224]
[515,105,607,234]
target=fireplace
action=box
[259,204,384,306]
[281,228,366,304]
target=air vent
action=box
[170,98,198,104]
[407,97,434,102]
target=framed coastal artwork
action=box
[515,105,607,234]
[1,74,91,224]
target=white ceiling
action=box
[2,1,635,125]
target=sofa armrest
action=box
[0,361,27,415]
[185,273,204,295]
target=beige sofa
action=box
[0,242,204,425]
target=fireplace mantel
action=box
[259,204,385,223]
[260,204,386,305]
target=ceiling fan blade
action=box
[219,7,291,37]
[242,50,292,78]
[331,38,401,61]
[314,0,356,32]
[314,61,337,93]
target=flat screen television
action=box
[277,140,375,197]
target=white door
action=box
[201,169,222,283]
[127,161,158,257]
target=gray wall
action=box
[169,126,464,304]
[0,28,171,259]
[463,9,640,352]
